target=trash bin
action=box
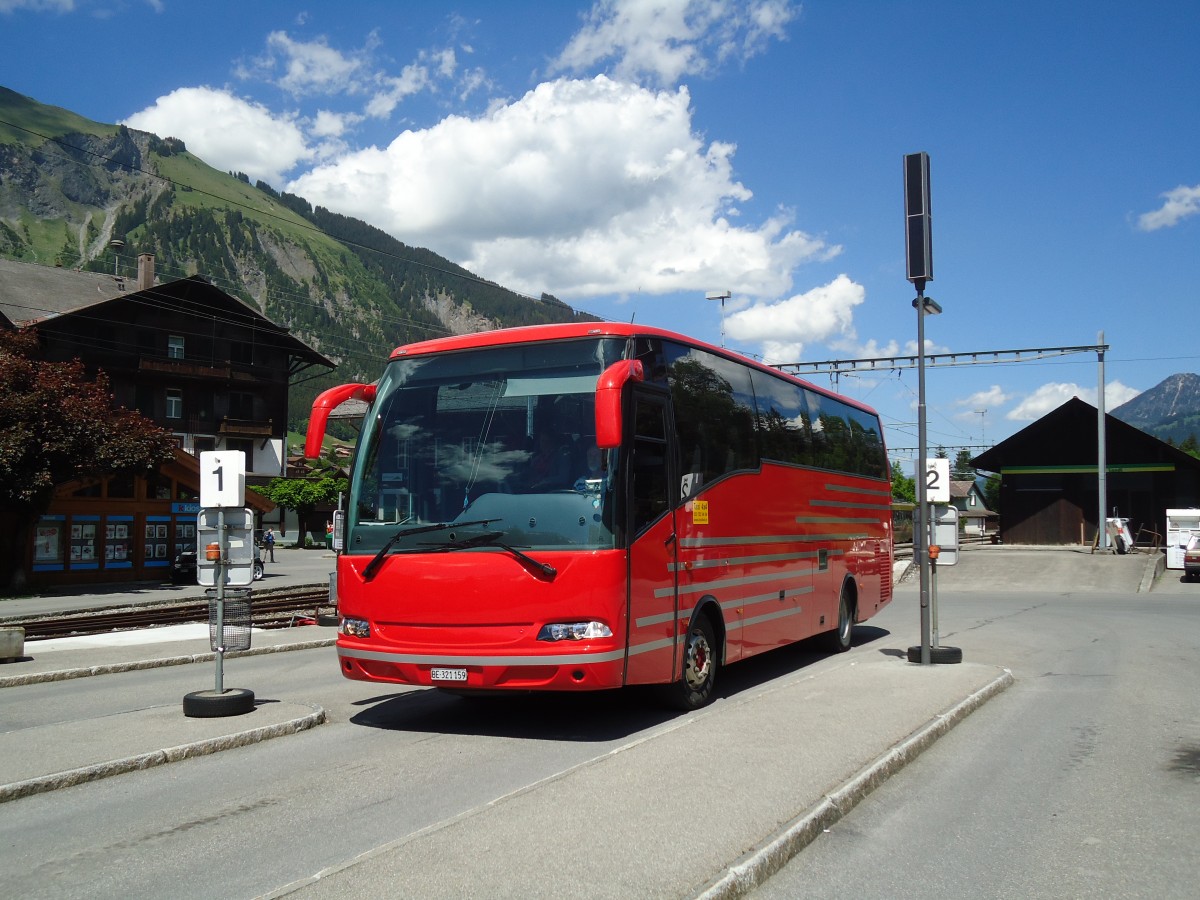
[209,598,252,652]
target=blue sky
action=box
[2,0,1198,464]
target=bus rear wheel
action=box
[825,587,854,653]
[661,615,717,710]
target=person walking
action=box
[264,527,276,562]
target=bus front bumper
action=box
[336,642,628,691]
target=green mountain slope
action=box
[0,86,595,431]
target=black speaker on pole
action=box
[904,152,933,290]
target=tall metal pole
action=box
[1097,330,1107,550]
[214,509,226,693]
[915,293,931,665]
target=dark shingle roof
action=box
[0,258,133,327]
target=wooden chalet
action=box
[0,255,335,586]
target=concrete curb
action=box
[694,667,1015,899]
[0,704,327,804]
[0,637,337,689]
[1138,551,1166,594]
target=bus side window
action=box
[630,397,670,534]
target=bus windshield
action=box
[349,337,625,555]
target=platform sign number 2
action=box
[923,458,951,504]
[199,451,246,508]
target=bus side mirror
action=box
[306,382,377,458]
[594,360,644,449]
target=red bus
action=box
[306,323,893,709]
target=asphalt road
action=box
[751,556,1200,899]
[2,546,1192,898]
[4,637,898,899]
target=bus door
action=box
[623,388,680,686]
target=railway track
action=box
[11,586,335,641]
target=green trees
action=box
[257,473,348,546]
[0,329,176,592]
[983,472,1001,514]
[891,461,916,503]
[952,449,975,480]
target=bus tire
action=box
[182,688,256,718]
[662,615,717,711]
[825,586,854,653]
[906,645,963,664]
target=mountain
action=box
[0,86,595,431]
[1111,373,1200,445]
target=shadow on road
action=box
[347,624,894,741]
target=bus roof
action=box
[388,322,881,417]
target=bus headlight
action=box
[340,617,371,638]
[537,621,612,642]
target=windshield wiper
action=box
[417,531,557,579]
[361,519,500,582]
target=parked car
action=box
[171,543,264,585]
[1184,539,1200,582]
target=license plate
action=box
[430,667,468,682]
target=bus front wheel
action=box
[662,615,717,710]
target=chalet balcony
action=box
[140,358,286,383]
[218,417,275,438]
[141,358,231,379]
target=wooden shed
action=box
[971,397,1200,546]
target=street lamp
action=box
[706,290,731,347]
[109,238,124,276]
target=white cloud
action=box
[365,64,432,118]
[242,31,471,122]
[122,87,311,185]
[0,0,74,12]
[287,76,834,299]
[1138,184,1200,231]
[1103,381,1142,408]
[551,0,797,86]
[263,31,366,97]
[310,109,361,139]
[956,385,1009,409]
[723,275,864,364]
[1007,381,1141,421]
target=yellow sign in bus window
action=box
[692,500,709,525]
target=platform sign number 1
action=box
[199,451,246,508]
[923,458,951,504]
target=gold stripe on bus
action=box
[824,483,893,497]
[681,534,861,548]
[636,585,814,629]
[655,568,816,600]
[808,499,892,510]
[625,636,677,657]
[793,515,883,524]
[670,549,824,572]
